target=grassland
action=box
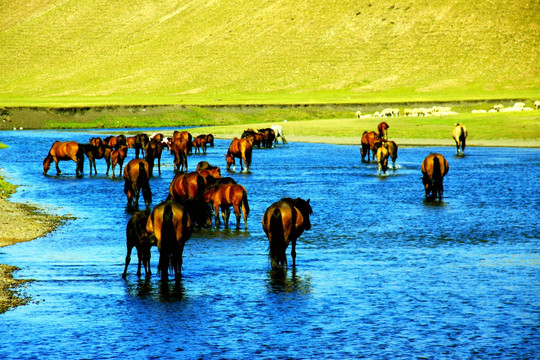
[0,0,539,106]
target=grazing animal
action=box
[145,139,163,176]
[79,143,100,175]
[171,138,189,173]
[196,161,220,172]
[226,138,253,172]
[172,130,193,154]
[192,137,207,154]
[258,128,276,148]
[452,123,468,156]
[421,153,449,201]
[123,212,154,278]
[534,101,540,110]
[386,140,398,170]
[376,142,389,175]
[123,159,152,208]
[43,141,84,176]
[134,133,149,159]
[377,121,389,140]
[202,184,250,229]
[204,134,215,147]
[360,131,380,162]
[110,146,129,179]
[271,125,287,144]
[262,198,312,269]
[146,201,193,280]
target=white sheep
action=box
[534,100,540,110]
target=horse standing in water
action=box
[123,159,152,208]
[452,123,468,156]
[146,201,193,280]
[226,138,253,172]
[360,131,380,162]
[123,212,155,278]
[110,146,129,179]
[145,139,163,176]
[171,138,188,173]
[376,142,390,175]
[43,141,84,176]
[421,153,449,201]
[262,198,313,269]
[202,184,250,229]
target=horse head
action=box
[42,155,52,174]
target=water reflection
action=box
[124,276,186,302]
[266,268,312,295]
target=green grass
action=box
[0,0,539,106]
[0,143,16,198]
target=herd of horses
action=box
[42,120,464,279]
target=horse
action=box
[126,136,135,148]
[202,184,250,229]
[271,125,287,144]
[172,130,192,154]
[258,128,276,148]
[262,198,312,269]
[171,138,188,173]
[123,211,155,278]
[110,146,129,179]
[181,198,213,229]
[134,133,149,159]
[145,139,163,176]
[43,141,84,176]
[123,159,152,208]
[204,134,214,147]
[196,161,216,171]
[226,137,253,172]
[168,171,207,201]
[377,121,389,140]
[78,143,100,175]
[241,129,263,148]
[421,153,449,201]
[386,140,398,170]
[360,131,380,162]
[192,137,207,154]
[377,142,389,175]
[146,201,193,280]
[452,123,468,156]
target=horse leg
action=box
[222,206,230,228]
[291,238,297,267]
[53,157,62,175]
[214,203,221,227]
[106,159,111,176]
[157,157,161,175]
[122,245,133,278]
[233,204,241,230]
[136,250,143,276]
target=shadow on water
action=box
[124,276,186,302]
[266,268,312,295]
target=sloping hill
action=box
[0,0,538,106]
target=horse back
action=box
[147,202,193,248]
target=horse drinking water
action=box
[43,141,84,176]
[421,153,449,201]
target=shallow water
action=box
[0,129,538,359]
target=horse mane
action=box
[281,197,312,215]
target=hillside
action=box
[0,0,539,106]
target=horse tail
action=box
[432,156,442,182]
[268,208,286,269]
[195,174,206,198]
[160,204,176,279]
[242,188,250,217]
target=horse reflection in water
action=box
[125,276,187,302]
[262,198,313,269]
[266,268,312,295]
[146,201,193,281]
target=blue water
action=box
[0,129,538,359]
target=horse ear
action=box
[307,199,310,204]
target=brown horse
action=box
[126,136,135,148]
[258,128,276,148]
[360,131,380,162]
[134,133,149,159]
[202,184,250,229]
[79,143,100,175]
[452,123,468,156]
[226,138,253,172]
[421,153,449,201]
[262,198,313,269]
[172,130,192,154]
[145,139,163,176]
[123,211,155,278]
[204,134,214,147]
[377,142,389,175]
[386,140,398,170]
[168,171,207,201]
[192,137,207,154]
[111,146,129,179]
[171,138,188,173]
[43,141,84,176]
[377,121,389,140]
[146,201,193,280]
[123,159,152,208]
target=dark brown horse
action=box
[79,143,100,175]
[377,121,389,140]
[171,138,188,173]
[146,201,193,280]
[202,184,250,229]
[258,128,276,148]
[172,130,192,154]
[204,134,214,147]
[421,153,449,200]
[360,131,380,162]
[226,138,253,172]
[145,139,163,176]
[123,159,152,208]
[134,133,149,159]
[192,137,207,154]
[111,146,129,179]
[43,141,84,176]
[452,123,468,156]
[122,211,155,278]
[262,198,313,269]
